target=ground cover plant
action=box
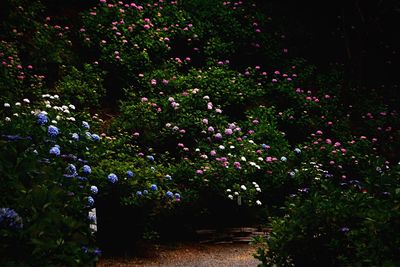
[1,0,399,266]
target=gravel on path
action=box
[98,243,260,267]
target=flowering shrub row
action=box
[0,0,399,265]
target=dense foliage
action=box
[0,0,398,266]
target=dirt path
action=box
[98,243,260,267]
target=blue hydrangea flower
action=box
[72,133,79,141]
[88,196,95,206]
[37,113,48,125]
[175,193,181,199]
[82,246,89,253]
[93,249,102,256]
[2,134,23,141]
[48,125,59,137]
[82,121,90,129]
[90,185,98,195]
[49,146,60,156]
[77,176,88,182]
[91,134,100,141]
[0,208,23,230]
[127,170,134,178]
[294,148,301,154]
[66,164,77,175]
[143,190,148,195]
[83,165,92,174]
[88,214,96,223]
[147,155,154,162]
[107,173,118,183]
[150,184,158,191]
[166,191,174,198]
[136,191,143,197]
[262,144,268,149]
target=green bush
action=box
[0,96,101,266]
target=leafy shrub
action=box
[0,96,101,266]
[254,176,400,266]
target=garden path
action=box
[98,243,260,267]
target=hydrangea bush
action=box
[0,96,102,265]
[0,0,399,265]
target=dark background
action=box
[258,0,399,90]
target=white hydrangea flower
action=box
[234,191,239,196]
[23,98,30,103]
[69,104,75,110]
[228,194,233,200]
[15,102,21,106]
[219,145,225,150]
[256,187,261,192]
[4,103,10,107]
[226,189,232,192]
[240,185,247,191]
[256,200,262,205]
[5,117,11,121]
[241,156,246,161]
